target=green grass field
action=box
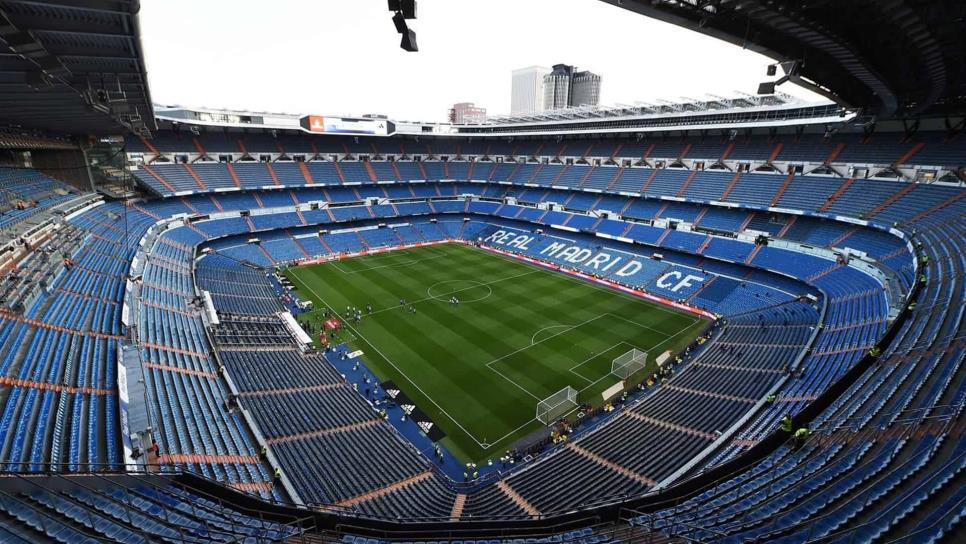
[284,243,706,463]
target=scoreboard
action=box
[300,115,393,136]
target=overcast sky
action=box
[140,0,823,122]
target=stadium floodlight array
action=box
[388,0,418,52]
[536,386,578,425]
[612,348,647,380]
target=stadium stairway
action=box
[4,155,964,539]
[635,209,963,543]
[138,196,924,516]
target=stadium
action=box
[0,0,963,542]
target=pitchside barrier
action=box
[536,386,578,425]
[612,348,647,379]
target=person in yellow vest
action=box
[780,414,793,433]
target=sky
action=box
[139,0,823,122]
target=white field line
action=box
[489,311,704,400]
[329,260,351,274]
[568,342,633,384]
[485,363,542,401]
[364,269,541,317]
[530,324,572,345]
[478,417,541,449]
[575,342,651,395]
[292,245,708,454]
[570,318,704,396]
[606,312,674,339]
[289,268,493,449]
[327,248,418,273]
[569,318,705,398]
[485,313,611,369]
[562,314,696,396]
[335,248,450,275]
[485,313,615,400]
[467,244,690,320]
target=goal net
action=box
[611,348,647,379]
[536,386,578,425]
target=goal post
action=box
[612,348,647,379]
[536,386,578,425]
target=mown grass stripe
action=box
[286,243,705,463]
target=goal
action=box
[611,348,647,379]
[535,386,578,425]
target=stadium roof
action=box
[154,94,851,139]
[602,0,966,120]
[0,0,154,137]
[486,91,801,124]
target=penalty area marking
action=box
[568,341,636,384]
[329,260,351,274]
[531,324,573,345]
[485,313,612,401]
[286,268,495,449]
[490,312,690,400]
[288,255,708,455]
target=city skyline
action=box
[511,64,602,117]
[448,102,487,124]
[511,66,550,115]
[140,0,823,122]
[543,64,602,110]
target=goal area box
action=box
[536,386,578,425]
[612,348,647,379]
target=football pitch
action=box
[284,242,707,463]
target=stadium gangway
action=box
[332,513,628,542]
[627,516,730,543]
[627,416,960,542]
[812,400,966,435]
[615,417,907,523]
[769,431,966,543]
[0,461,318,542]
[839,485,966,544]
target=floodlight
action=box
[388,0,419,51]
[757,81,776,95]
[388,0,417,19]
[401,28,418,52]
[392,11,407,33]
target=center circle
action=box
[426,280,493,304]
